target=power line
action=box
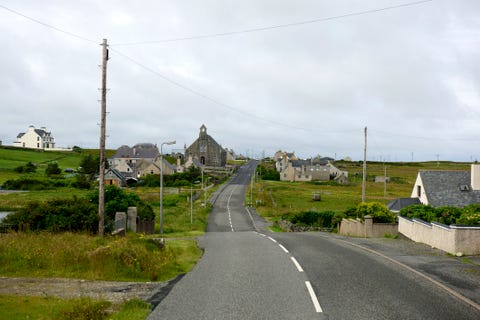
[110,47,311,131]
[0,4,98,44]
[111,0,433,46]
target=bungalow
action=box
[388,164,480,211]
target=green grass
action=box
[0,232,202,282]
[0,146,115,185]
[0,295,151,320]
[136,187,212,237]
[254,160,471,221]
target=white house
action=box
[410,164,480,207]
[13,125,55,150]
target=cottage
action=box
[411,164,480,207]
[13,125,55,150]
[389,164,480,211]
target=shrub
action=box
[45,162,61,176]
[1,177,52,191]
[457,204,480,226]
[89,185,155,223]
[14,161,36,173]
[399,204,437,222]
[4,197,98,233]
[435,206,462,225]
[285,210,336,228]
[355,202,396,223]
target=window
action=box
[417,185,421,197]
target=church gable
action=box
[185,125,226,167]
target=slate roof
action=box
[387,197,421,212]
[419,170,480,207]
[111,143,159,159]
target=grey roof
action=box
[34,129,48,137]
[111,143,159,159]
[387,197,421,212]
[420,170,480,207]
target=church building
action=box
[185,125,227,167]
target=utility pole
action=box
[98,38,108,237]
[362,127,367,203]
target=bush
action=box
[399,204,480,226]
[285,210,336,228]
[457,204,480,225]
[399,204,437,222]
[1,177,52,191]
[45,162,61,176]
[89,185,155,222]
[13,161,36,173]
[355,202,396,223]
[4,197,98,233]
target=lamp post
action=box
[160,140,176,234]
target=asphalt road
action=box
[149,161,480,319]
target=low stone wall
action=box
[339,216,398,238]
[399,216,480,255]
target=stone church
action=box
[185,125,227,167]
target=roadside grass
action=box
[136,187,212,238]
[0,295,151,320]
[0,232,202,282]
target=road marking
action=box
[291,257,304,272]
[305,281,323,313]
[245,206,258,231]
[226,185,237,232]
[267,236,277,243]
[278,244,289,253]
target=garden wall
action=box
[398,216,480,255]
[339,216,398,238]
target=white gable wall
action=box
[411,173,429,205]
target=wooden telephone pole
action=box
[362,126,367,203]
[98,38,108,237]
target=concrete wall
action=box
[398,216,480,255]
[339,216,398,238]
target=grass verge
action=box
[0,295,151,320]
[0,232,202,282]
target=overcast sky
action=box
[1,0,479,161]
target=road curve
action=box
[149,161,322,319]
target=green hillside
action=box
[0,146,114,185]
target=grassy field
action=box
[0,295,151,320]
[0,146,208,319]
[253,160,471,221]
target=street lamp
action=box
[160,140,176,234]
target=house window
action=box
[417,185,421,197]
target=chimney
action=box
[471,164,480,191]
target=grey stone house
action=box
[185,125,226,167]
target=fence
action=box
[339,215,398,238]
[398,216,480,255]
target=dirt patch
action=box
[0,276,168,304]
